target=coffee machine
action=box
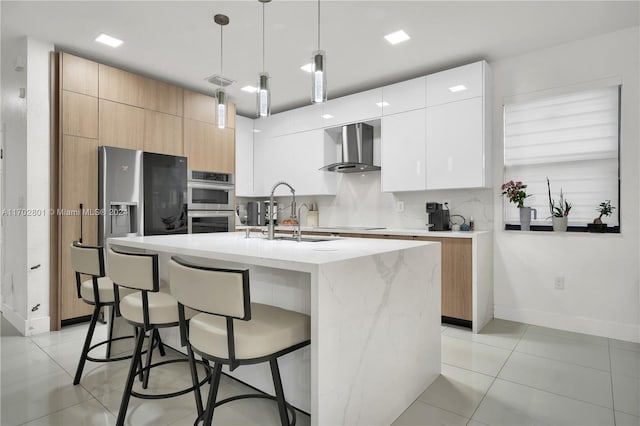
[426,202,451,231]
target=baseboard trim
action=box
[494,304,640,343]
[2,304,26,335]
[26,316,51,336]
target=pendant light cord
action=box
[317,0,321,50]
[262,2,265,72]
[220,24,224,76]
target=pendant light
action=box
[214,14,230,129]
[311,0,326,103]
[257,0,271,117]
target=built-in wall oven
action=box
[187,170,235,233]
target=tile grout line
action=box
[464,323,530,426]
[608,338,617,426]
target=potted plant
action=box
[501,180,536,231]
[588,200,615,233]
[546,177,572,232]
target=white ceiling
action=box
[2,1,639,117]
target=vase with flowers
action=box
[501,180,536,231]
[546,177,572,232]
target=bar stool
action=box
[70,241,140,385]
[168,256,311,426]
[107,247,209,426]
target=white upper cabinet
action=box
[426,97,486,189]
[253,129,337,197]
[381,77,426,115]
[320,88,382,127]
[381,109,426,192]
[235,116,254,197]
[286,103,324,135]
[426,61,485,107]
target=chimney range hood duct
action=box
[320,123,380,173]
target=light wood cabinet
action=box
[60,135,98,321]
[61,53,98,97]
[144,110,183,156]
[142,78,183,116]
[62,90,98,138]
[99,99,144,150]
[184,90,215,123]
[415,237,472,321]
[183,119,235,173]
[98,64,144,107]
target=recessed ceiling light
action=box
[384,30,410,45]
[300,63,314,73]
[253,129,262,133]
[95,33,123,48]
[241,85,258,93]
[321,114,334,119]
[376,101,390,107]
[449,85,467,93]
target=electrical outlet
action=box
[554,276,565,290]
[396,201,405,213]
[443,200,451,209]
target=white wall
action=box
[492,27,640,342]
[0,36,52,335]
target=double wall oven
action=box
[187,170,235,233]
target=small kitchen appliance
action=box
[426,202,451,231]
[246,201,264,226]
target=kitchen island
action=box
[108,232,441,426]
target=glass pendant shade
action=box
[257,72,271,117]
[312,50,326,103]
[216,88,227,129]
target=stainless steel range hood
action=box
[320,123,380,173]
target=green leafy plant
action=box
[593,200,615,224]
[546,177,572,218]
[501,180,529,208]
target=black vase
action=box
[587,223,608,233]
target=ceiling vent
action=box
[205,74,234,88]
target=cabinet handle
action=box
[79,203,83,243]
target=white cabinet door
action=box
[382,76,426,115]
[253,129,337,197]
[426,61,484,107]
[381,109,426,192]
[287,103,324,134]
[321,88,382,127]
[235,116,254,197]
[426,97,485,189]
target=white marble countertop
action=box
[236,225,489,239]
[108,232,436,273]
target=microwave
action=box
[187,170,235,211]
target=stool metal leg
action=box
[203,363,223,426]
[187,344,204,417]
[105,305,116,359]
[156,329,166,357]
[73,305,101,385]
[142,329,155,389]
[270,358,289,426]
[116,327,146,426]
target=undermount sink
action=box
[274,236,337,243]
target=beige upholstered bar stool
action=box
[168,256,311,426]
[107,247,208,426]
[70,241,139,385]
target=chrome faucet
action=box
[267,181,295,240]
[295,203,309,242]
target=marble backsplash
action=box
[239,172,495,231]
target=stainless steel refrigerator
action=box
[98,146,188,246]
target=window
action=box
[503,85,620,230]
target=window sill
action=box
[504,224,620,234]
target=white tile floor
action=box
[2,317,640,426]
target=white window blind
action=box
[504,86,620,227]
